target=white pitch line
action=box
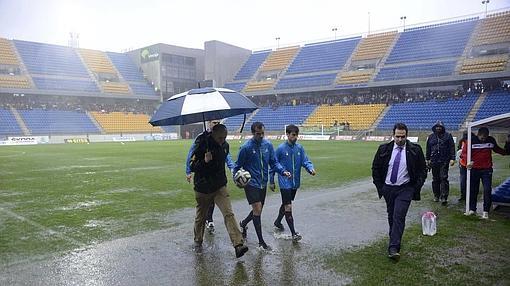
[0,207,85,247]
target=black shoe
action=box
[441,199,448,206]
[292,232,302,242]
[433,197,439,202]
[193,241,203,253]
[388,249,400,261]
[274,221,284,231]
[239,221,247,239]
[258,242,272,251]
[235,244,249,258]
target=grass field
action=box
[0,140,379,265]
[1,139,509,284]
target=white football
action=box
[234,168,251,188]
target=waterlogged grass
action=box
[323,157,510,285]
[0,140,378,265]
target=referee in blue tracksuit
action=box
[270,124,316,241]
[234,122,291,250]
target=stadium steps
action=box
[368,104,391,132]
[461,92,487,130]
[9,40,35,88]
[455,19,482,74]
[273,47,302,88]
[108,56,135,95]
[371,32,401,82]
[86,111,105,134]
[10,107,30,135]
[337,39,363,76]
[75,50,102,93]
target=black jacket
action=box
[426,122,455,163]
[189,134,229,193]
[372,140,427,201]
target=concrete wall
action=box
[204,40,251,87]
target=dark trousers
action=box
[459,166,467,199]
[382,184,414,252]
[206,203,215,222]
[431,161,450,200]
[469,168,493,212]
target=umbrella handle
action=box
[239,114,246,133]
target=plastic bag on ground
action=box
[421,211,437,236]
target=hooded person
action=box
[425,121,456,205]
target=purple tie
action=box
[390,147,403,184]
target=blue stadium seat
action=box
[375,61,457,81]
[0,108,23,135]
[107,52,157,96]
[32,77,99,93]
[18,109,101,135]
[286,38,360,75]
[474,90,510,121]
[14,40,90,78]
[276,73,337,90]
[234,51,271,81]
[386,19,477,64]
[246,105,317,131]
[377,94,478,130]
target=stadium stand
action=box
[244,104,317,131]
[223,81,247,92]
[14,40,90,78]
[285,38,361,75]
[336,32,398,85]
[106,52,157,96]
[0,108,23,135]
[0,75,31,89]
[385,19,477,64]
[18,109,101,135]
[259,46,300,72]
[275,73,337,90]
[304,103,386,130]
[472,11,510,46]
[0,38,19,66]
[336,69,376,85]
[377,94,478,130]
[243,79,276,92]
[473,90,510,121]
[0,38,33,89]
[90,111,162,133]
[375,61,457,81]
[79,49,117,74]
[352,32,398,61]
[32,76,99,93]
[233,50,271,81]
[460,54,509,74]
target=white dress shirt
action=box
[385,143,410,186]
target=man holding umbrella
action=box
[185,119,236,233]
[189,123,248,258]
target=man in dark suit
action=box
[372,123,427,261]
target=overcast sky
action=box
[0,0,509,52]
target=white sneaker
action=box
[481,212,489,220]
[465,210,476,216]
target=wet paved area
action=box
[1,179,434,285]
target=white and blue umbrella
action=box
[149,87,257,130]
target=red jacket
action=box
[461,134,507,169]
